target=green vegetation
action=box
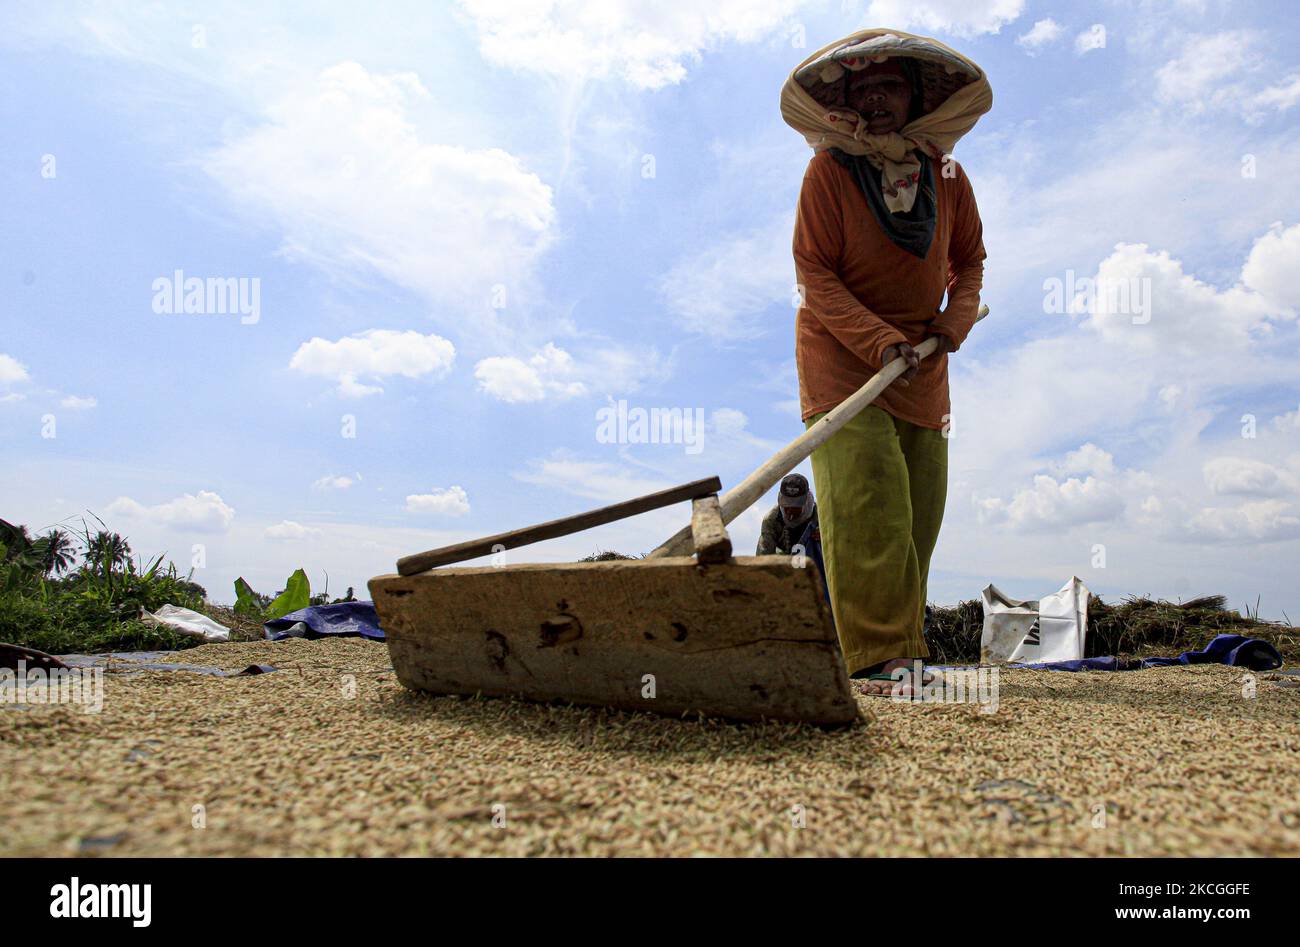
[1,516,210,653]
[0,515,354,655]
[232,568,354,622]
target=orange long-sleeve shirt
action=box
[793,149,985,428]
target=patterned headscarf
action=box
[780,29,993,214]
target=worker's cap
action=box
[777,473,811,507]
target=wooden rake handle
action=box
[396,476,721,575]
[648,305,990,559]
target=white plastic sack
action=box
[141,604,230,642]
[980,577,1089,665]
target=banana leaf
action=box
[234,576,263,618]
[266,568,310,620]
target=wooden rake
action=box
[371,305,987,724]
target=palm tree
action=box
[84,530,131,575]
[37,529,76,576]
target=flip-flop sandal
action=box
[853,666,936,700]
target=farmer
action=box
[756,473,819,556]
[780,30,992,696]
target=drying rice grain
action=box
[1,638,1296,856]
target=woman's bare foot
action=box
[854,657,934,698]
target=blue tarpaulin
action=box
[1019,634,1282,673]
[263,601,385,641]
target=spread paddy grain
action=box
[2,638,1297,856]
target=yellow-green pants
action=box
[805,406,947,676]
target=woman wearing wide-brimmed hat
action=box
[780,29,992,696]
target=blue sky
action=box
[3,0,1299,619]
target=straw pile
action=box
[2,637,1296,857]
[924,594,1298,666]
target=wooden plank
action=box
[369,556,857,725]
[690,494,731,564]
[397,475,722,575]
[649,304,989,558]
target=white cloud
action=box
[474,342,669,402]
[1273,407,1300,433]
[0,393,26,404]
[1055,443,1116,477]
[454,0,1024,90]
[706,407,781,454]
[337,376,384,398]
[941,215,1300,601]
[1074,23,1107,55]
[578,344,674,395]
[474,343,586,403]
[1155,31,1256,112]
[1077,241,1282,360]
[265,520,324,541]
[1177,499,1300,544]
[659,213,795,342]
[60,395,97,410]
[864,0,1025,38]
[978,474,1125,531]
[406,486,471,516]
[1151,33,1300,120]
[312,474,357,491]
[289,329,455,398]
[974,114,1300,295]
[106,490,235,533]
[955,213,1300,563]
[456,0,808,89]
[1241,222,1300,314]
[1254,74,1300,112]
[1202,457,1296,497]
[514,455,669,504]
[954,233,1295,491]
[710,407,749,438]
[474,356,548,403]
[0,354,30,386]
[1016,17,1063,52]
[203,62,555,317]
